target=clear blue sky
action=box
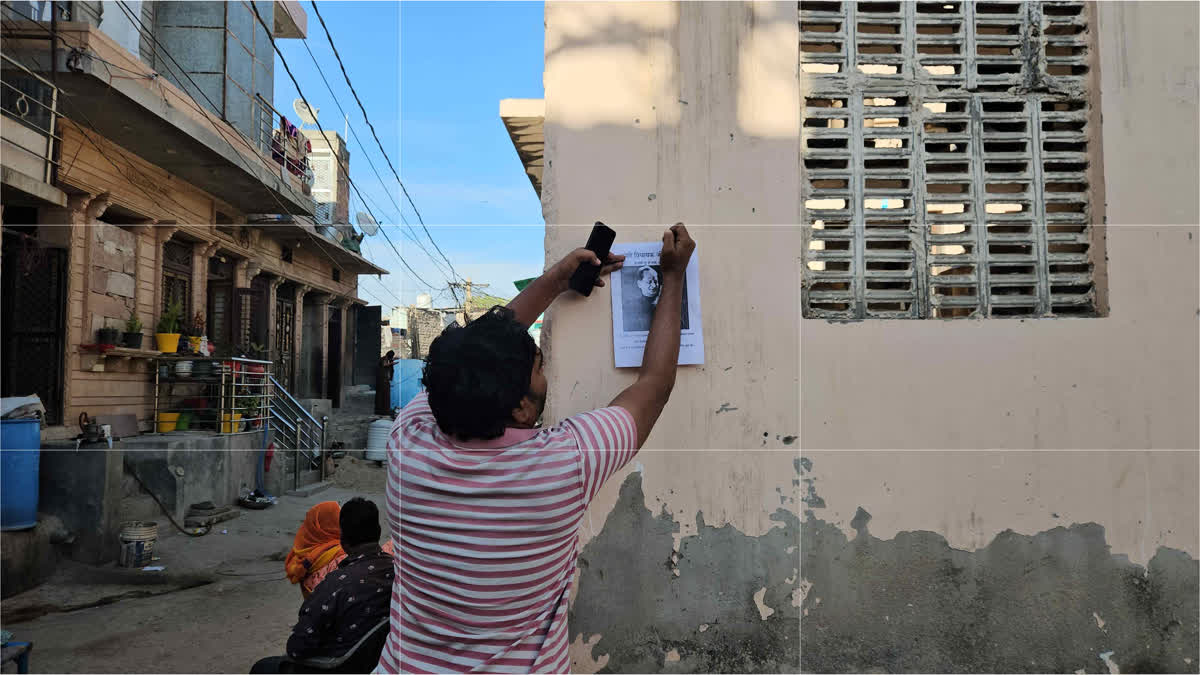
[275,1,547,310]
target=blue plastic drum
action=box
[1,418,41,531]
[393,359,425,410]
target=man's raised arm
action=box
[506,248,625,328]
[610,224,695,449]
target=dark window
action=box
[162,239,192,320]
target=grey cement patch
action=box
[571,472,800,673]
[799,459,1200,674]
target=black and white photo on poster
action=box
[618,264,690,333]
[609,241,703,368]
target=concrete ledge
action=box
[1,165,68,207]
[0,515,66,599]
[286,480,332,498]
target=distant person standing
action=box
[375,350,395,416]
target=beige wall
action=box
[801,1,1200,449]
[542,2,800,672]
[542,0,800,450]
[802,451,1199,568]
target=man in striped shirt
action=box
[378,225,696,674]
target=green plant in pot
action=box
[188,311,206,353]
[122,309,143,349]
[240,342,269,373]
[97,324,120,346]
[239,392,263,430]
[155,298,183,353]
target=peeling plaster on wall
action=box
[753,587,776,620]
[800,457,1200,674]
[577,452,799,554]
[569,634,611,674]
[570,472,799,673]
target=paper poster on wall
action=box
[609,242,704,368]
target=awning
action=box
[499,98,544,198]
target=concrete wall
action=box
[154,0,274,139]
[798,5,1199,673]
[34,438,264,570]
[38,450,125,565]
[800,451,1199,673]
[801,2,1200,449]
[541,2,799,671]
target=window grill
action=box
[161,240,192,319]
[800,1,1099,320]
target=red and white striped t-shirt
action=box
[376,391,638,674]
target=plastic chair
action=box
[292,619,388,673]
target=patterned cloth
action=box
[306,540,395,596]
[287,543,395,662]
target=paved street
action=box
[4,472,387,674]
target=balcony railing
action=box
[153,356,273,436]
[252,93,316,200]
[1,52,58,183]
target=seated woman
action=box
[286,500,393,599]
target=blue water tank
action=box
[393,359,425,410]
[1,418,41,531]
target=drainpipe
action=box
[50,1,59,186]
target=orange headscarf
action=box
[285,501,344,585]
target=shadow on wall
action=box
[540,1,800,452]
[541,2,802,672]
[799,457,1200,674]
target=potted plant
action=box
[122,309,143,349]
[215,344,240,376]
[97,324,120,346]
[155,299,183,353]
[188,311,205,353]
[240,342,269,374]
[239,393,263,430]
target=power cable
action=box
[305,1,464,298]
[247,1,385,231]
[111,1,369,305]
[0,16,206,222]
[113,1,304,222]
[295,34,404,220]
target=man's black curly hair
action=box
[421,306,537,440]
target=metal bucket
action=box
[118,520,158,567]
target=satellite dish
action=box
[292,99,319,127]
[355,212,378,236]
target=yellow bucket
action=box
[156,412,180,433]
[155,333,181,353]
[221,413,243,433]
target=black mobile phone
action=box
[568,222,617,296]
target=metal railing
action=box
[1,51,59,183]
[268,373,326,456]
[152,356,272,435]
[252,93,315,196]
